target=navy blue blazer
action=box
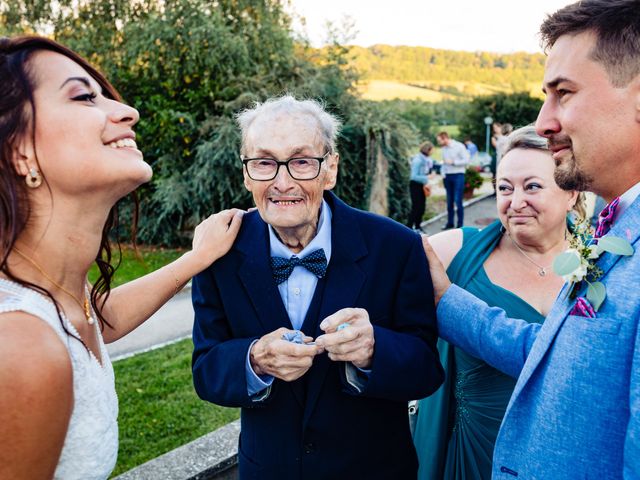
[192,192,443,480]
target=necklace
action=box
[506,233,551,277]
[12,247,95,325]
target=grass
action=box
[88,245,186,288]
[424,194,447,221]
[110,338,240,477]
[357,79,545,102]
[357,80,456,101]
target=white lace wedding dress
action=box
[0,278,118,479]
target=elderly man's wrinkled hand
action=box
[250,328,321,382]
[421,234,451,305]
[315,308,375,369]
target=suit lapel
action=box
[236,212,292,334]
[303,193,368,425]
[511,198,640,399]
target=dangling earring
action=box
[25,167,42,188]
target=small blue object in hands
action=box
[337,323,350,331]
[282,330,315,345]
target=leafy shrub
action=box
[3,0,418,244]
[464,166,484,191]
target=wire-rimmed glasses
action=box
[241,152,330,181]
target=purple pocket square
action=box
[569,297,596,318]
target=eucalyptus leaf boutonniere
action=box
[553,218,634,312]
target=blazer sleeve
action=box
[437,284,541,378]
[354,235,444,401]
[191,267,264,409]
[624,314,640,478]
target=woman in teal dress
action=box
[413,126,586,479]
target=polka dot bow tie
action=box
[270,248,328,285]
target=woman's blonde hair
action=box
[501,125,586,219]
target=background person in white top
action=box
[436,131,470,229]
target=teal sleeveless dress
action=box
[413,220,545,480]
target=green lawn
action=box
[423,194,447,221]
[89,245,186,288]
[110,338,240,477]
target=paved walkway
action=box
[421,191,498,235]
[106,289,195,360]
[106,192,499,361]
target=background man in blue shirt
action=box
[463,137,478,160]
[191,95,443,479]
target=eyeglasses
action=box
[241,152,330,181]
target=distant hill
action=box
[343,45,546,101]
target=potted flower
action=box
[464,165,483,198]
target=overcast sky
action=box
[288,0,572,53]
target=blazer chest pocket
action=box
[567,314,621,335]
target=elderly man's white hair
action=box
[236,94,342,155]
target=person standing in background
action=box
[495,123,513,166]
[437,132,470,230]
[408,141,434,231]
[464,137,478,161]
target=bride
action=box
[0,36,243,479]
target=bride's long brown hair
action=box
[0,36,139,337]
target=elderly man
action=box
[436,131,470,229]
[424,1,640,478]
[191,95,443,479]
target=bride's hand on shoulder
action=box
[192,209,245,265]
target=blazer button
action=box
[304,442,316,454]
[500,466,518,477]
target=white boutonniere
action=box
[553,218,633,311]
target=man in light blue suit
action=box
[423,1,640,478]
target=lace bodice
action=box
[0,279,118,479]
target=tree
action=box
[2,0,419,243]
[458,92,543,154]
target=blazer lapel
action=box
[235,212,292,334]
[303,193,368,425]
[511,198,640,399]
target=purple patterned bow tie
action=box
[594,196,620,238]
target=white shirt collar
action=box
[268,200,332,262]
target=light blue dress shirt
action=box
[270,202,333,330]
[616,180,640,220]
[246,201,333,396]
[245,200,371,397]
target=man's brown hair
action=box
[540,0,640,87]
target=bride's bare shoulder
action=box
[0,311,73,477]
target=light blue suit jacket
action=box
[437,197,640,479]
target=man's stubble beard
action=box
[554,151,593,192]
